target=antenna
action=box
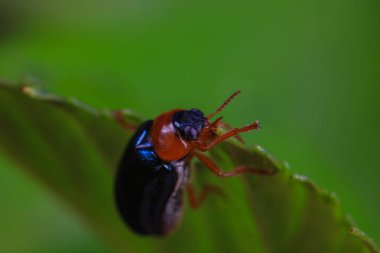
[207,90,241,120]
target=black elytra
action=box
[114,120,190,236]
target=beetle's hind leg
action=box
[186,183,226,209]
[186,158,226,208]
[194,152,276,177]
[113,110,137,131]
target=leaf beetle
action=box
[114,91,272,236]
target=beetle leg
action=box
[113,110,137,131]
[187,182,225,208]
[199,121,260,151]
[219,121,244,143]
[194,152,275,177]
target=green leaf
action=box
[0,82,378,253]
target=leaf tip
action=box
[20,85,36,96]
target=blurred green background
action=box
[0,0,379,252]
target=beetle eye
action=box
[173,109,206,141]
[183,125,199,140]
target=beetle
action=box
[114,91,272,236]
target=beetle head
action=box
[172,91,241,145]
[173,109,207,141]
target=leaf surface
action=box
[0,82,377,253]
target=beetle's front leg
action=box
[198,121,260,152]
[218,121,244,143]
[194,152,275,177]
